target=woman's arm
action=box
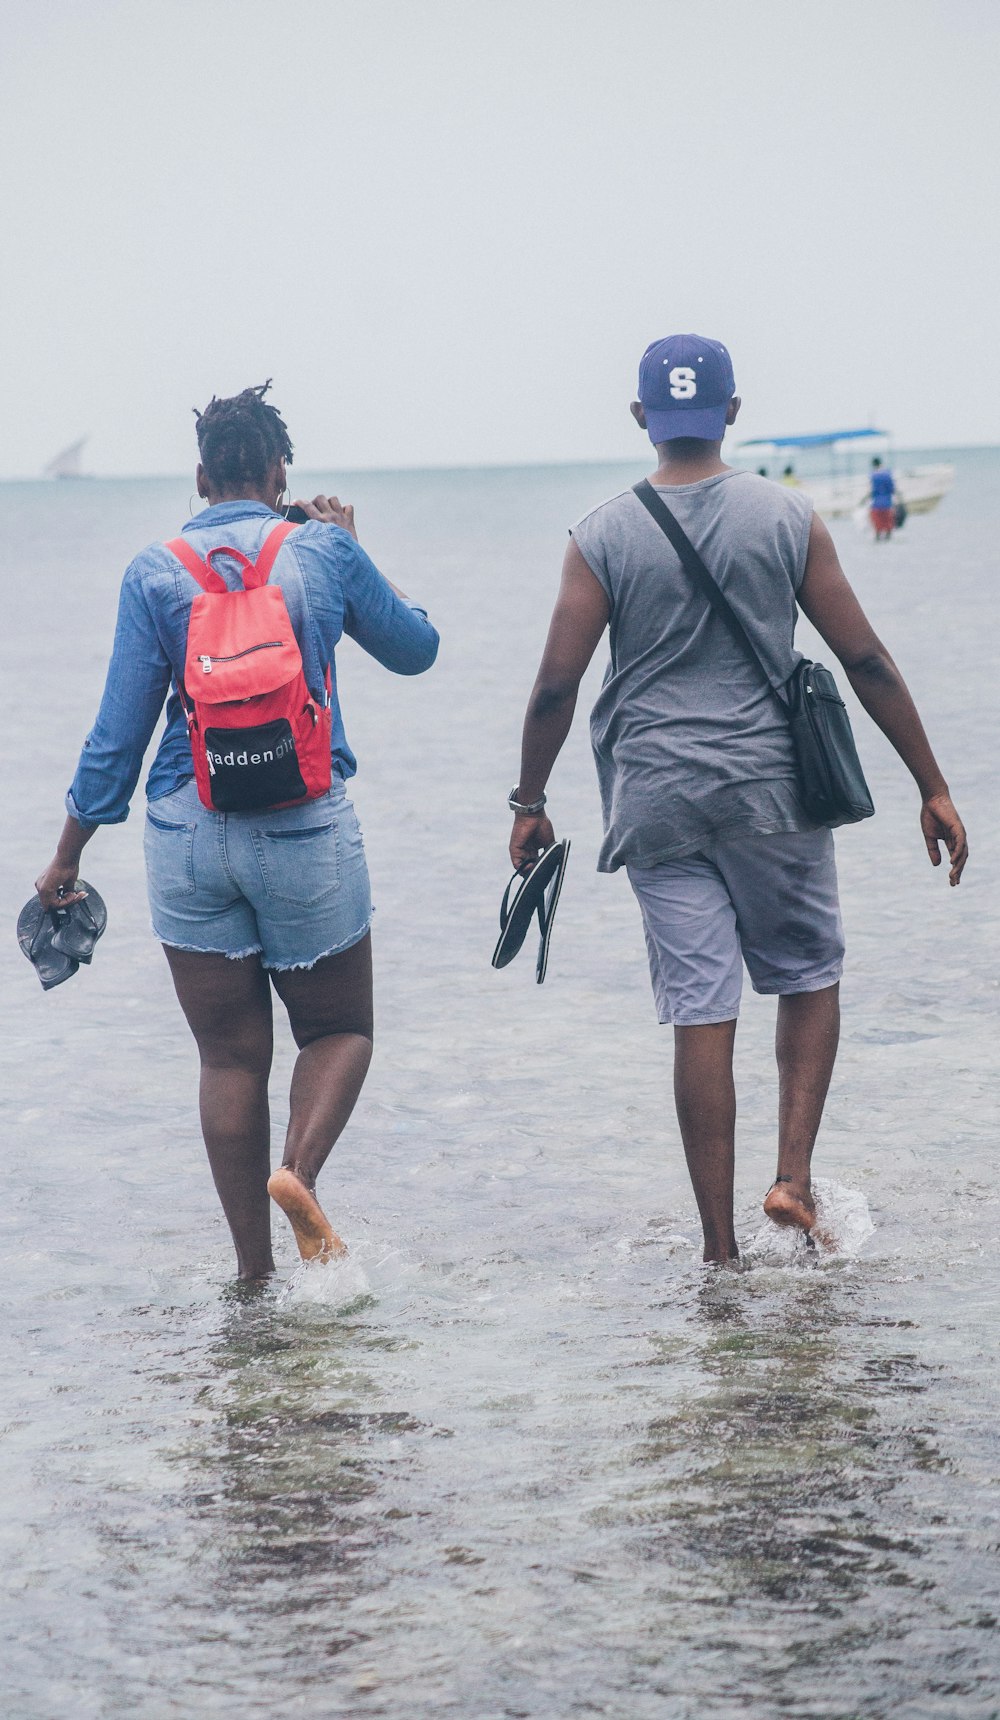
[509,540,610,871]
[798,514,968,884]
[293,493,417,603]
[338,529,439,674]
[35,562,173,907]
[36,817,97,909]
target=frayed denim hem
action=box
[262,918,372,973]
[156,933,264,961]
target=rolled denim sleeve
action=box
[339,539,439,674]
[66,561,173,826]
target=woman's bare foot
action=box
[267,1167,347,1262]
[763,1175,816,1233]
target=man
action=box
[509,333,967,1264]
[870,455,897,540]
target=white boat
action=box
[43,436,88,479]
[735,429,954,520]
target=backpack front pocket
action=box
[203,718,307,812]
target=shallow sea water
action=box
[1,452,998,1718]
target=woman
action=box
[35,384,438,1280]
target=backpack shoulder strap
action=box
[245,519,298,588]
[164,535,228,595]
[631,479,788,705]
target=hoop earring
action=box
[276,486,289,515]
[189,493,201,517]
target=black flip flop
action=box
[492,839,571,984]
[17,896,80,991]
[534,840,570,983]
[50,882,107,964]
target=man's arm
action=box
[797,514,967,884]
[509,540,610,871]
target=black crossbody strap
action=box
[632,479,789,707]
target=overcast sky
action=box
[2,0,998,476]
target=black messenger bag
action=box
[633,480,875,829]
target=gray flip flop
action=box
[17,896,80,990]
[50,882,107,964]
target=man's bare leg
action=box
[764,982,840,1232]
[673,1019,739,1263]
[267,933,374,1262]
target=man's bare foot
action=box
[267,1167,347,1263]
[763,1175,816,1233]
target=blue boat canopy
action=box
[738,428,889,450]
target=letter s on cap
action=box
[668,365,697,400]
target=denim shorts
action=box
[143,778,372,970]
[627,830,844,1026]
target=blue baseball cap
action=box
[637,333,736,443]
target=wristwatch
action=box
[508,786,547,816]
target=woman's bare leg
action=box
[163,947,275,1279]
[266,931,374,1260]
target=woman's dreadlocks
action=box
[193,381,294,492]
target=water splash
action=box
[277,1241,431,1311]
[744,1176,875,1267]
[278,1248,374,1310]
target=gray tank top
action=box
[571,470,817,872]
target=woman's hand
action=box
[35,859,88,912]
[35,815,94,910]
[510,811,556,873]
[920,791,968,886]
[291,494,358,540]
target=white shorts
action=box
[627,830,844,1026]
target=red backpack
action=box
[165,521,332,813]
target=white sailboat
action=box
[735,429,954,520]
[43,436,88,479]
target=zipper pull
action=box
[206,750,216,775]
[199,655,213,674]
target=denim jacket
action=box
[67,501,439,827]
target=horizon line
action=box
[2,438,998,485]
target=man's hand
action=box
[35,859,87,911]
[291,494,358,540]
[920,791,968,886]
[510,811,556,873]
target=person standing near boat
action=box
[870,455,897,539]
[509,333,967,1264]
[34,384,439,1280]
